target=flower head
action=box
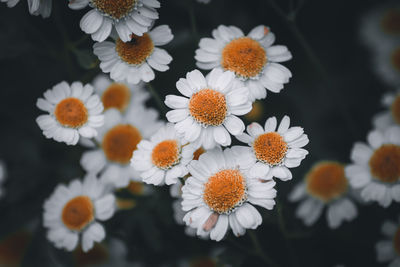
[373,88,400,131]
[376,216,400,266]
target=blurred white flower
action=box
[373,42,400,86]
[43,174,116,252]
[197,0,211,3]
[36,81,104,146]
[234,116,309,181]
[345,126,400,207]
[289,161,357,228]
[182,148,276,241]
[373,88,400,131]
[93,25,173,84]
[1,0,52,18]
[376,216,400,267]
[195,25,292,101]
[68,0,160,42]
[80,107,163,188]
[131,124,196,186]
[165,69,252,149]
[0,161,5,198]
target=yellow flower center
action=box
[203,169,247,214]
[151,140,180,169]
[62,196,94,231]
[189,89,227,126]
[115,34,154,65]
[102,124,142,164]
[0,231,31,266]
[391,95,400,125]
[74,243,109,266]
[90,0,137,20]
[369,144,400,183]
[101,83,131,112]
[391,47,400,72]
[54,97,88,128]
[253,132,288,166]
[306,162,348,202]
[381,9,400,35]
[221,37,267,78]
[193,147,205,161]
[394,227,400,255]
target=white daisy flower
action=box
[360,4,400,49]
[182,148,277,241]
[92,74,149,113]
[131,124,197,186]
[234,116,309,181]
[68,0,160,42]
[374,42,400,86]
[0,160,6,198]
[373,88,400,131]
[80,107,163,188]
[36,81,104,146]
[93,25,173,84]
[376,216,400,267]
[289,161,357,228]
[43,174,116,252]
[195,25,292,102]
[165,69,252,149]
[345,126,400,207]
[1,0,52,18]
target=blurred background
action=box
[0,0,399,266]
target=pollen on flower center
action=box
[221,37,267,78]
[90,0,137,20]
[54,97,88,128]
[394,227,400,255]
[381,9,400,35]
[253,132,288,166]
[369,144,400,183]
[203,169,247,214]
[151,140,180,169]
[101,83,131,111]
[115,34,154,66]
[189,89,227,126]
[391,95,400,124]
[62,196,94,231]
[102,124,142,164]
[391,47,400,71]
[306,162,348,202]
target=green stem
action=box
[248,231,278,267]
[147,83,167,116]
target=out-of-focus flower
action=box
[195,25,292,102]
[345,126,400,207]
[245,101,264,122]
[289,161,357,228]
[0,230,31,267]
[43,174,116,252]
[234,116,309,181]
[92,75,149,113]
[165,69,252,149]
[373,89,400,130]
[0,161,5,198]
[196,0,211,3]
[36,81,104,146]
[172,199,198,238]
[182,148,276,241]
[360,4,400,48]
[373,42,400,86]
[1,0,52,18]
[376,216,400,267]
[80,107,163,188]
[93,25,173,84]
[131,124,196,185]
[68,0,160,42]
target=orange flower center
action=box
[115,34,154,65]
[245,101,263,121]
[193,147,205,160]
[151,140,180,169]
[253,132,288,166]
[0,231,30,265]
[54,97,88,128]
[203,169,247,214]
[394,227,400,255]
[74,243,109,266]
[126,181,144,195]
[101,83,131,111]
[369,144,400,183]
[90,0,137,20]
[391,47,400,72]
[306,162,348,202]
[189,89,227,126]
[62,196,94,231]
[381,9,400,35]
[221,37,267,78]
[102,124,142,164]
[391,95,400,125]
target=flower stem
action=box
[146,83,167,117]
